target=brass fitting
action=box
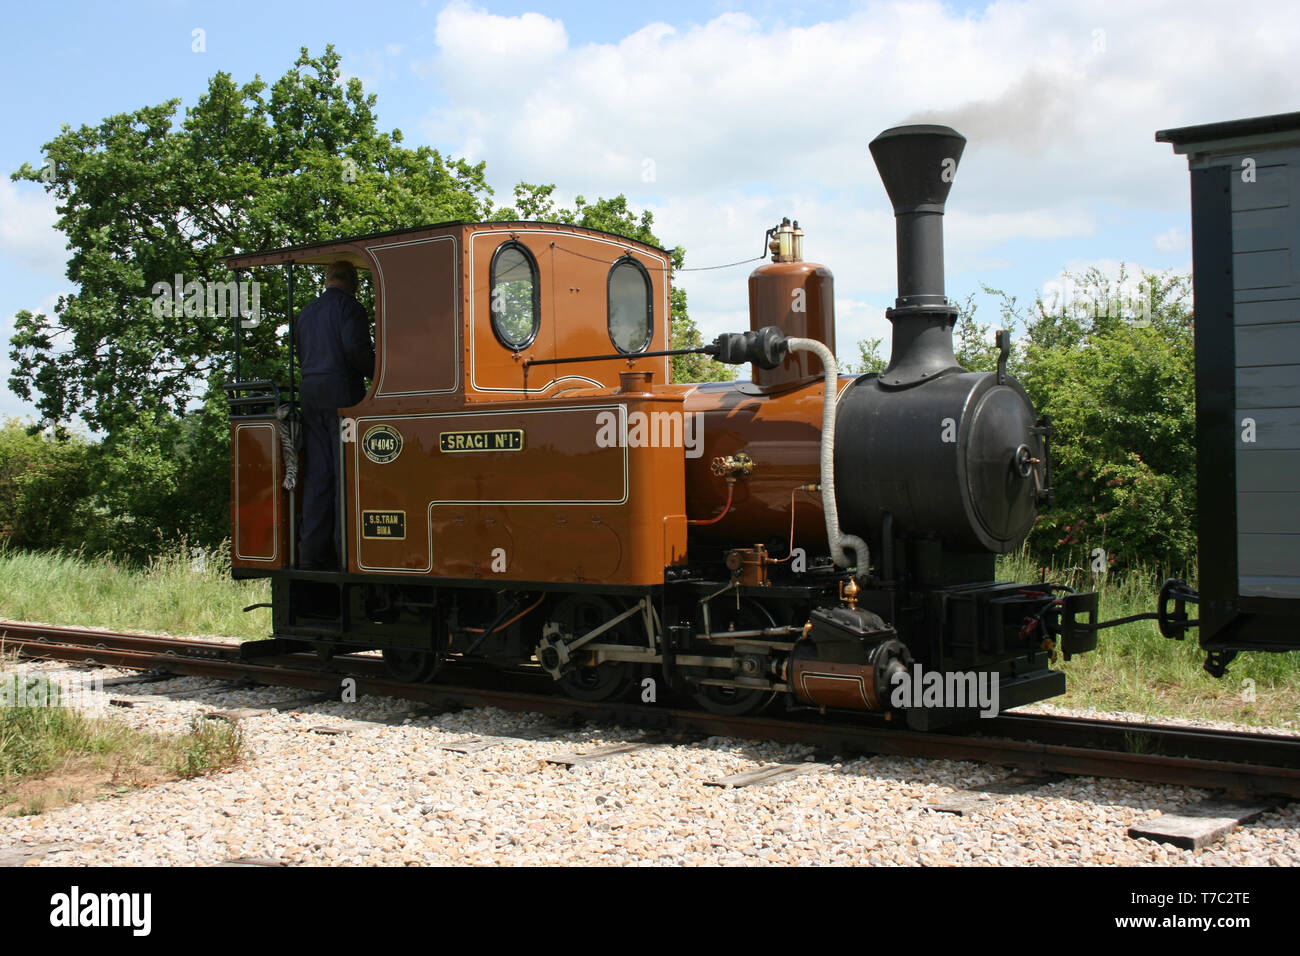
[725,543,771,587]
[710,451,754,479]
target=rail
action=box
[3,621,1297,798]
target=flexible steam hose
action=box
[784,338,870,574]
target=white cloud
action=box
[1154,225,1189,253]
[0,179,65,276]
[948,208,1096,243]
[417,1,1300,203]
[406,0,1297,352]
[421,1,568,79]
[343,40,418,91]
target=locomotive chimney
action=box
[869,124,966,388]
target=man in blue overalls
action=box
[296,260,374,570]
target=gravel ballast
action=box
[2,660,1297,866]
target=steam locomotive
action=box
[225,124,1103,729]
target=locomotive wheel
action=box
[692,683,774,716]
[559,663,633,702]
[382,648,439,683]
[690,599,777,716]
[547,594,636,703]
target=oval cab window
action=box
[490,242,540,350]
[608,257,652,354]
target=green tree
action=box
[11,45,494,434]
[952,291,1001,373]
[843,336,887,375]
[0,420,106,552]
[9,46,502,556]
[1015,268,1196,574]
[0,413,227,561]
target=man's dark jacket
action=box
[296,286,374,409]
[295,285,374,569]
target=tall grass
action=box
[168,716,246,779]
[0,540,270,641]
[0,675,100,778]
[997,548,1300,726]
[1,672,246,814]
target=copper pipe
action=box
[770,484,818,564]
[465,594,546,634]
[688,481,734,526]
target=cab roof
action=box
[225,220,670,270]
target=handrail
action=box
[222,380,297,420]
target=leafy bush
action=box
[0,406,231,562]
[0,420,108,552]
[1015,269,1196,574]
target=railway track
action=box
[4,620,1299,798]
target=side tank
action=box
[681,368,1046,557]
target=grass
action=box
[0,540,270,642]
[169,715,246,778]
[0,674,106,778]
[997,548,1300,729]
[0,672,245,816]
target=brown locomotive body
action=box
[225,126,1103,725]
[228,220,842,585]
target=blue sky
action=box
[2,0,1292,425]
